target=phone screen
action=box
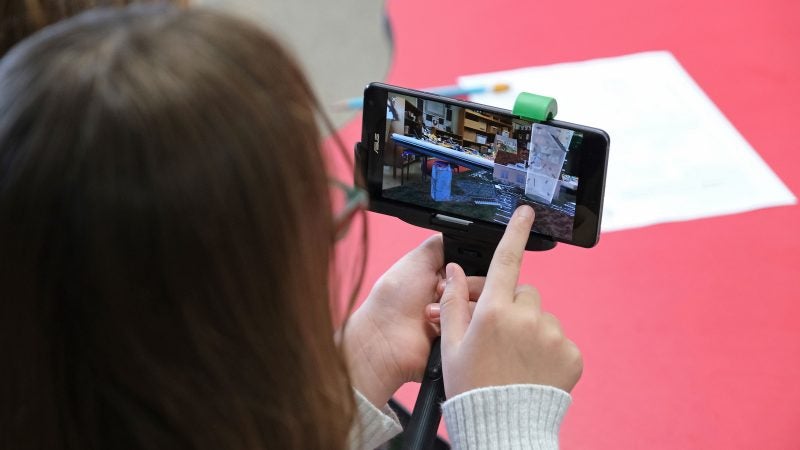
[380,90,586,242]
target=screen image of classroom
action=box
[382,93,583,241]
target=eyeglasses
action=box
[329,178,368,241]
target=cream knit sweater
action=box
[349,384,572,450]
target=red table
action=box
[334,0,800,447]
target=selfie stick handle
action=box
[392,91,559,449]
[403,234,497,450]
[403,338,446,450]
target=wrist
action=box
[338,311,403,408]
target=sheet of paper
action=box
[459,51,796,232]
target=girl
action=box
[0,5,581,449]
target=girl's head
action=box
[0,5,354,449]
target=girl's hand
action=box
[439,206,583,397]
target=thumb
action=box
[439,263,471,353]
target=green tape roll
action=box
[512,92,558,121]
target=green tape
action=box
[512,92,558,121]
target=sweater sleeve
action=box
[347,388,403,450]
[442,384,572,450]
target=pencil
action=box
[334,82,510,110]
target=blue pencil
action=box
[334,83,510,110]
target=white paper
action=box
[459,51,797,232]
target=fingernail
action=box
[428,303,441,318]
[438,279,446,292]
[517,205,534,220]
[445,263,454,281]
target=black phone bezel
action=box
[358,82,609,248]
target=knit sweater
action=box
[349,384,572,450]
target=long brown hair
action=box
[0,0,187,57]
[0,5,354,449]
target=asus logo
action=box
[373,133,380,154]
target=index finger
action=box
[479,205,535,304]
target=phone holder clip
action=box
[513,92,558,121]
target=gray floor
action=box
[196,0,393,129]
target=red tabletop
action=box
[334,0,800,447]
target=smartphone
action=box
[358,82,609,248]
